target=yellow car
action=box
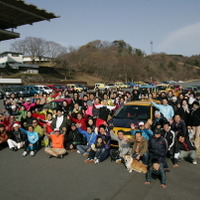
[108,100,160,135]
[67,84,83,93]
[115,82,128,89]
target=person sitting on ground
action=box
[76,123,97,156]
[0,124,9,150]
[66,123,84,151]
[19,125,39,156]
[173,134,197,167]
[129,131,149,165]
[7,123,26,151]
[145,158,167,189]
[44,128,67,159]
[85,137,106,164]
[131,121,153,141]
[110,129,132,164]
[85,124,111,163]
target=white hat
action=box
[54,128,60,132]
[26,98,31,102]
[138,121,144,126]
[13,123,19,127]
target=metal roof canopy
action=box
[0,0,59,41]
[0,29,20,41]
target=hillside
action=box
[1,40,200,85]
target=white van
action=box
[34,85,53,94]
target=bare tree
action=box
[45,41,67,60]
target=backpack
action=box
[110,149,120,162]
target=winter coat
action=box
[160,129,175,150]
[189,107,200,126]
[131,137,148,156]
[110,131,131,157]
[77,127,97,146]
[148,136,168,158]
[67,129,83,145]
[151,101,174,121]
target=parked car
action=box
[107,100,160,135]
[46,84,65,92]
[34,85,52,94]
[75,83,88,91]
[66,84,83,93]
[43,98,72,110]
[105,83,118,90]
[2,87,17,98]
[94,83,106,90]
[0,89,5,99]
[24,85,44,96]
[114,82,128,89]
[11,86,30,97]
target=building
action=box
[0,51,39,74]
[0,0,58,42]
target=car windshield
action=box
[113,105,150,120]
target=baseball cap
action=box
[54,128,60,132]
[154,110,161,115]
[13,123,19,128]
[138,121,144,126]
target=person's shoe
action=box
[84,159,94,163]
[95,159,99,165]
[164,168,170,172]
[49,155,53,159]
[56,155,63,159]
[116,159,122,164]
[11,147,15,151]
[77,150,81,154]
[30,151,35,156]
[14,147,18,151]
[83,152,89,157]
[193,161,197,165]
[22,151,28,156]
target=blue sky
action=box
[1,0,200,56]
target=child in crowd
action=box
[145,159,167,188]
[85,137,106,164]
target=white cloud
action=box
[157,23,200,56]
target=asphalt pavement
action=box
[0,147,200,200]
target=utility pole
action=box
[150,41,153,54]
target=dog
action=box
[123,155,147,173]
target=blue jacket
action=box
[19,128,39,144]
[151,101,174,121]
[131,129,153,141]
[78,128,97,146]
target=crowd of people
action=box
[0,87,200,188]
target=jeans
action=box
[77,145,90,154]
[132,152,149,165]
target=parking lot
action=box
[0,147,200,200]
